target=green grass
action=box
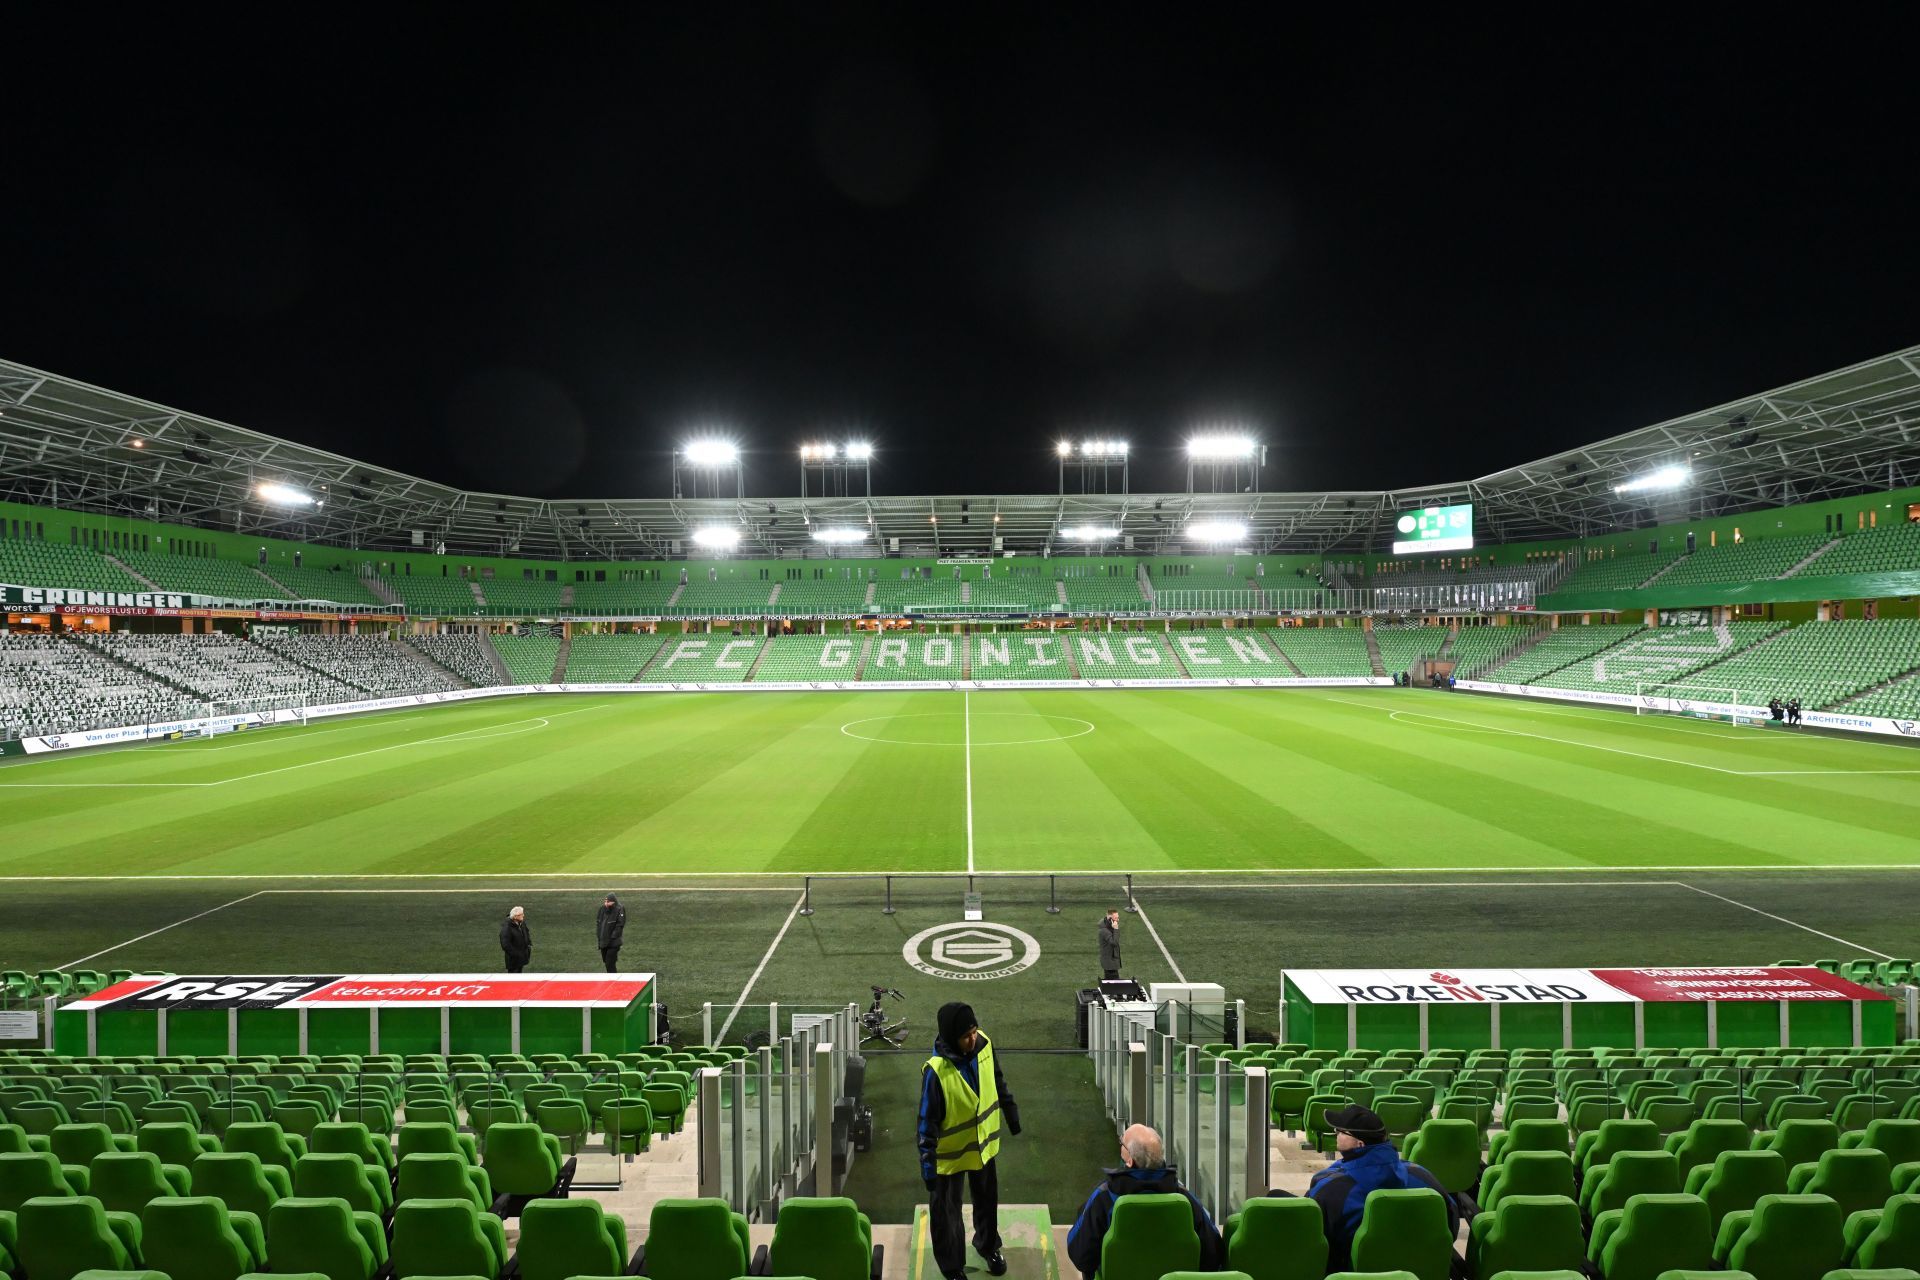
[6,686,1920,877]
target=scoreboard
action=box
[1392,503,1474,554]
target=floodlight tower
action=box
[1185,432,1264,493]
[672,438,744,499]
[1056,439,1130,494]
[799,440,874,498]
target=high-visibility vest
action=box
[926,1040,1001,1174]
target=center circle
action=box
[839,711,1096,747]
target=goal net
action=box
[1634,683,1759,725]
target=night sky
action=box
[3,10,1913,500]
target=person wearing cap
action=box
[919,1002,1021,1280]
[1066,1123,1222,1280]
[1306,1103,1459,1272]
[596,893,626,973]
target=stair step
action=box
[906,1205,1058,1280]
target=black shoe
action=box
[984,1252,1007,1276]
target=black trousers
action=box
[1103,969,1120,981]
[600,946,620,973]
[928,1158,1000,1278]
[505,958,526,973]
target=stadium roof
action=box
[1,346,1917,560]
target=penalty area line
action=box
[57,891,266,969]
[1679,882,1895,961]
[716,891,808,1043]
[1131,897,1185,982]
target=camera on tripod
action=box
[861,985,907,1049]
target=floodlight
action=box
[1186,434,1257,460]
[691,525,741,548]
[1077,440,1130,458]
[845,441,873,460]
[1061,526,1120,541]
[1187,519,1249,542]
[811,527,866,544]
[257,481,316,507]
[682,439,740,467]
[1056,441,1073,458]
[1613,465,1691,494]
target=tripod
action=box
[861,985,908,1048]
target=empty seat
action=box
[635,1198,751,1280]
[1845,1194,1920,1272]
[1402,1118,1481,1194]
[1584,1151,1682,1217]
[16,1193,143,1279]
[1687,1149,1791,1231]
[1792,1148,1896,1219]
[1670,1120,1756,1177]
[268,1195,388,1280]
[1350,1187,1454,1280]
[396,1152,492,1212]
[1223,1196,1327,1280]
[0,1150,85,1211]
[1467,1193,1586,1277]
[767,1196,881,1280]
[1578,1119,1663,1172]
[516,1196,632,1280]
[1488,1119,1572,1167]
[1588,1192,1713,1280]
[87,1151,190,1214]
[480,1122,571,1213]
[190,1152,288,1219]
[1715,1193,1846,1280]
[390,1197,508,1279]
[292,1152,393,1215]
[141,1195,266,1280]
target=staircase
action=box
[467,580,487,607]
[1639,556,1687,587]
[252,566,296,598]
[1063,634,1083,679]
[1437,628,1458,659]
[1137,564,1156,604]
[104,555,160,590]
[630,640,670,681]
[853,636,874,681]
[959,581,972,606]
[1264,632,1305,676]
[558,584,575,606]
[552,634,572,682]
[1827,662,1920,711]
[666,583,686,608]
[1783,537,1845,578]
[61,633,198,699]
[364,575,403,607]
[1478,626,1556,679]
[1363,628,1387,677]
[960,635,971,679]
[766,583,782,609]
[1055,580,1068,608]
[400,638,477,688]
[863,580,877,609]
[1164,633,1194,679]
[478,634,513,684]
[743,638,772,682]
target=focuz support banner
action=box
[67,972,654,1010]
[1286,966,1886,1005]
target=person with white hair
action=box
[1066,1123,1221,1280]
[499,905,532,973]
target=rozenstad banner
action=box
[68,972,655,1010]
[1287,966,1886,1005]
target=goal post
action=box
[1634,682,1758,725]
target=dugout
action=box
[1282,966,1894,1051]
[55,973,656,1057]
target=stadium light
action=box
[691,525,741,549]
[1186,434,1258,460]
[1187,519,1249,542]
[1077,440,1129,457]
[681,439,740,467]
[810,526,866,544]
[1056,441,1073,458]
[845,441,873,460]
[1061,525,1120,541]
[257,481,316,507]
[1613,465,1691,494]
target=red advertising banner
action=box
[70,972,654,1010]
[1591,967,1883,1002]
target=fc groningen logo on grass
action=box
[903,922,1041,981]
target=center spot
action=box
[839,711,1096,747]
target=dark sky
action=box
[3,9,1914,500]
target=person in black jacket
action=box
[1098,911,1122,980]
[500,906,532,973]
[1066,1124,1222,1280]
[596,894,626,973]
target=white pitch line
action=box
[58,891,266,969]
[254,886,801,895]
[961,689,976,875]
[1132,898,1185,982]
[716,891,807,1042]
[1680,882,1895,960]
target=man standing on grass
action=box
[500,906,532,973]
[1098,910,1122,981]
[920,1002,1020,1280]
[596,893,626,972]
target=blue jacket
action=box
[917,1034,1019,1182]
[1306,1140,1457,1272]
[1066,1165,1224,1280]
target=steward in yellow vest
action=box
[918,1002,1021,1280]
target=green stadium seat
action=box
[50,1124,125,1167]
[635,1198,752,1280]
[603,1097,653,1156]
[1669,1120,1756,1177]
[307,1121,393,1172]
[767,1196,881,1280]
[1351,1186,1454,1280]
[141,1195,267,1280]
[1687,1149,1792,1231]
[1589,1193,1714,1280]
[390,1197,508,1280]
[1489,1119,1571,1167]
[224,1121,306,1172]
[86,1151,189,1214]
[1844,1195,1920,1271]
[1401,1118,1481,1193]
[1223,1195,1327,1280]
[15,1194,143,1280]
[268,1195,388,1280]
[479,1122,569,1213]
[1578,1118,1663,1171]
[292,1152,392,1215]
[1479,1150,1577,1213]
[1467,1194,1587,1277]
[1791,1148,1896,1218]
[1583,1151,1683,1217]
[515,1196,632,1280]
[190,1152,289,1219]
[396,1121,477,1165]
[0,1150,85,1211]
[1716,1193,1846,1280]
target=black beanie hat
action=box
[938,1002,977,1047]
